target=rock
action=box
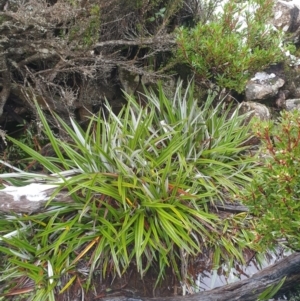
[238,101,270,147]
[285,98,300,111]
[275,90,287,109]
[239,101,270,122]
[245,72,285,101]
[273,0,300,44]
[119,68,142,95]
[273,0,300,33]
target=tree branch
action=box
[94,34,176,49]
[0,51,10,116]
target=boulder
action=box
[239,101,270,122]
[245,72,285,101]
[285,98,300,111]
[273,0,300,34]
[238,101,270,147]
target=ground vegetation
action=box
[242,110,300,251]
[0,0,297,300]
[0,82,262,300]
[175,0,284,92]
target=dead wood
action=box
[94,35,176,48]
[214,200,249,213]
[0,186,73,214]
[0,186,250,215]
[0,52,10,116]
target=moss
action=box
[66,4,101,47]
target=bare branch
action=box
[17,49,58,68]
[0,52,10,116]
[94,34,176,49]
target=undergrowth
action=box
[0,82,262,300]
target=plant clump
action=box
[175,0,284,93]
[0,82,261,299]
[242,109,300,251]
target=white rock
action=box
[251,72,276,82]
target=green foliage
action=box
[67,4,101,47]
[284,43,297,56]
[0,82,260,298]
[148,7,166,22]
[257,276,286,300]
[242,110,300,250]
[0,123,43,173]
[175,0,284,92]
[82,5,101,47]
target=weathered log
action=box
[99,252,300,301]
[0,183,73,214]
[0,184,250,214]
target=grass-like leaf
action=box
[0,81,260,299]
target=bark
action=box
[94,35,176,48]
[214,201,249,213]
[0,51,10,116]
[98,252,300,301]
[0,185,250,215]
[0,186,73,214]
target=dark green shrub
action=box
[175,0,283,92]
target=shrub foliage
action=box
[242,110,300,251]
[175,0,283,92]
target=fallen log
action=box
[0,184,249,214]
[0,183,73,214]
[99,252,300,301]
